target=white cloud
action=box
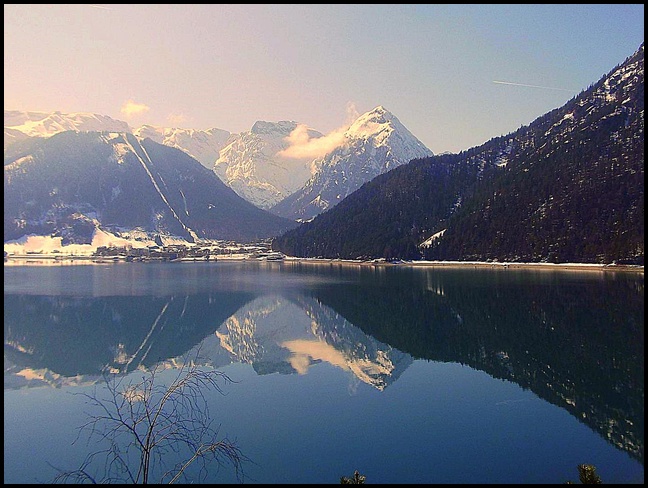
[278,124,347,160]
[120,100,150,118]
[277,102,359,160]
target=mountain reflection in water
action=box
[3,262,644,466]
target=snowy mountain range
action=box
[4,110,232,169]
[4,110,131,147]
[4,106,433,222]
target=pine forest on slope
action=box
[272,44,644,265]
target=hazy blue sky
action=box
[4,4,644,153]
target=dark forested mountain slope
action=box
[273,44,644,264]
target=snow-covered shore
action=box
[4,234,642,273]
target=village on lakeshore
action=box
[3,239,286,263]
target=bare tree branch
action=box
[51,350,247,484]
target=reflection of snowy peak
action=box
[214,121,323,209]
[270,106,433,220]
[216,295,314,375]
[3,365,103,390]
[132,124,231,169]
[298,295,413,390]
[215,294,413,389]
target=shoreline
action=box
[4,254,643,273]
[282,258,644,273]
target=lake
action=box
[3,260,644,484]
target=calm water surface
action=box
[4,261,644,484]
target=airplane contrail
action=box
[89,4,112,10]
[493,80,574,92]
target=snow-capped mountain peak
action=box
[3,109,132,148]
[347,105,392,134]
[132,124,231,169]
[344,107,395,146]
[3,110,132,137]
[4,110,232,170]
[344,105,429,153]
[213,121,324,209]
[270,106,433,220]
[250,120,301,136]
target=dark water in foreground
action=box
[4,261,644,484]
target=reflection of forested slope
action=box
[311,271,644,464]
[4,292,256,378]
